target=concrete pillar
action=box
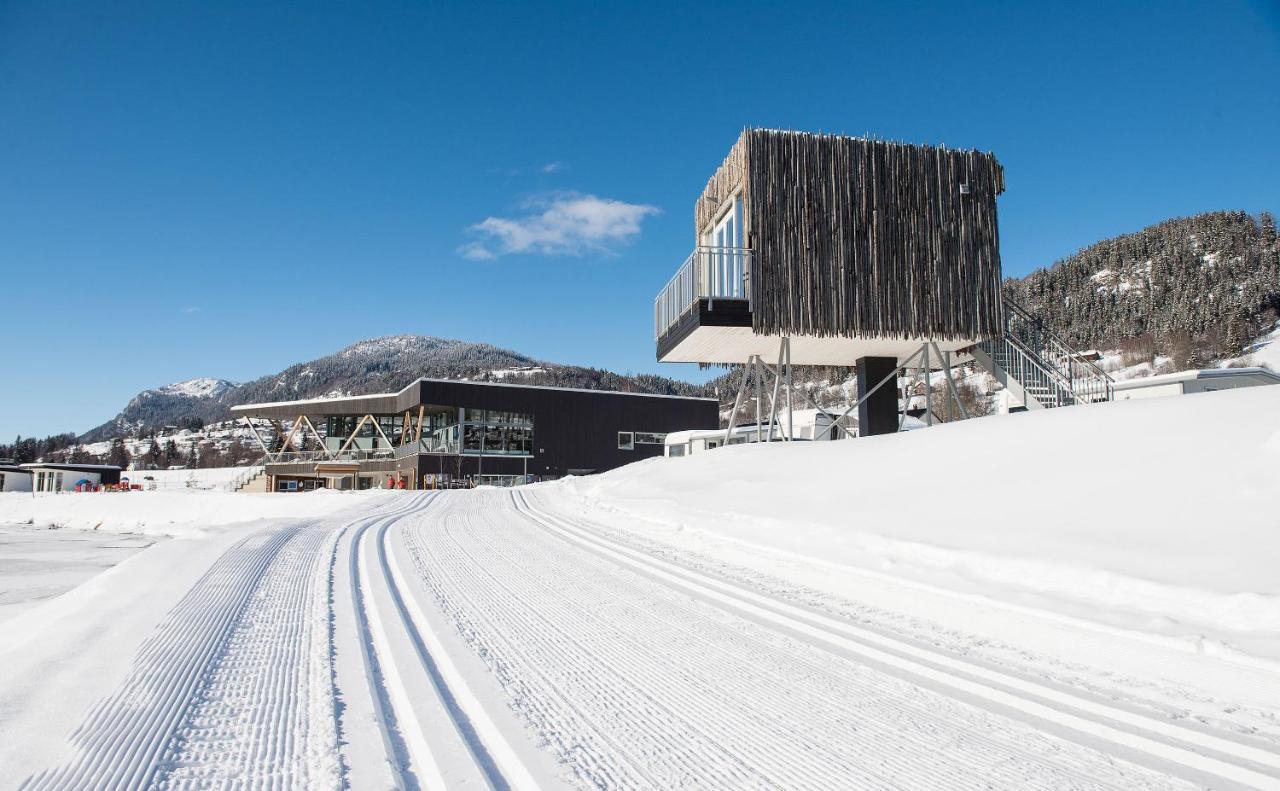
[856,356,899,437]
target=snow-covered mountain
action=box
[80,335,704,442]
[154,378,236,399]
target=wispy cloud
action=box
[460,192,660,260]
[541,161,565,174]
[182,306,202,314]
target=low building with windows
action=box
[0,464,32,492]
[230,378,718,491]
[20,463,122,493]
[1112,367,1280,401]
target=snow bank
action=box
[556,387,1280,656]
[0,489,389,538]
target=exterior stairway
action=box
[228,465,267,493]
[971,301,1114,410]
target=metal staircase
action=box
[971,301,1114,410]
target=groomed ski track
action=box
[19,490,1280,790]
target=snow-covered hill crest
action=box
[80,335,704,442]
[154,378,235,399]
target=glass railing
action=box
[654,246,752,339]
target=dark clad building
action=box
[232,378,718,491]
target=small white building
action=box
[664,409,859,457]
[0,464,32,492]
[20,463,123,493]
[1113,367,1280,401]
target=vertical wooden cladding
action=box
[697,129,1006,342]
[695,135,749,234]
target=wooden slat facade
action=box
[696,129,1005,342]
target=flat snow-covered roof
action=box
[20,463,122,472]
[1112,367,1280,391]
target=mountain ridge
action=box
[80,335,706,442]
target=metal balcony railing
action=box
[654,246,752,339]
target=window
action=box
[701,195,745,298]
[668,445,686,458]
[0,473,5,489]
[462,408,534,456]
[635,432,667,445]
[618,432,634,450]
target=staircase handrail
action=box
[1005,301,1114,385]
[226,462,265,491]
[1002,300,1113,404]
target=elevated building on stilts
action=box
[654,129,1113,438]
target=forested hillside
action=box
[1006,211,1279,366]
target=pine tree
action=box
[144,438,162,468]
[107,437,130,469]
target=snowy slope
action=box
[557,387,1280,658]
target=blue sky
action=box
[2,1,1278,439]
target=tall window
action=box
[618,432,634,450]
[702,196,744,298]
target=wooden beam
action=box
[300,415,332,459]
[368,414,395,449]
[242,416,271,455]
[335,415,371,455]
[279,416,303,454]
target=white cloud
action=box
[460,192,660,259]
[541,161,565,173]
[182,306,201,314]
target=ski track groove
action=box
[18,489,1277,790]
[426,506,909,790]
[484,498,1149,791]
[20,496,416,791]
[21,524,305,790]
[400,491,1186,790]
[516,490,1280,790]
[344,494,443,790]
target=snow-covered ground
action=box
[1,389,1278,789]
[560,387,1280,659]
[0,489,364,537]
[0,525,156,622]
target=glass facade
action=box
[462,409,533,456]
[324,407,533,457]
[324,415,405,447]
